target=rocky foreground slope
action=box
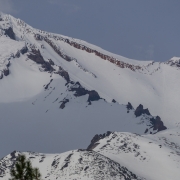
[1,128,180,180]
[0,149,143,180]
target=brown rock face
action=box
[41,34,142,71]
[44,38,73,62]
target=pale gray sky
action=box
[1,0,180,61]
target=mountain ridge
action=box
[0,12,180,180]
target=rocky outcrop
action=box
[60,99,69,109]
[15,51,20,58]
[87,131,112,150]
[88,90,100,102]
[34,33,141,71]
[135,104,151,117]
[45,79,53,90]
[3,68,9,76]
[69,82,100,102]
[4,27,15,40]
[48,59,54,65]
[28,49,45,64]
[42,61,54,72]
[126,102,133,110]
[41,34,142,71]
[166,58,180,68]
[57,66,70,83]
[34,34,44,41]
[20,46,28,54]
[69,82,88,96]
[150,116,167,132]
[133,104,167,133]
[27,49,54,72]
[44,37,73,62]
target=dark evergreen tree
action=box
[33,168,41,180]
[9,154,42,180]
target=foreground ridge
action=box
[0,150,144,180]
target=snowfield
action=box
[0,11,180,180]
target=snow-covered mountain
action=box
[0,12,180,179]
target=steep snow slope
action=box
[0,12,179,128]
[91,129,180,180]
[0,75,166,157]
